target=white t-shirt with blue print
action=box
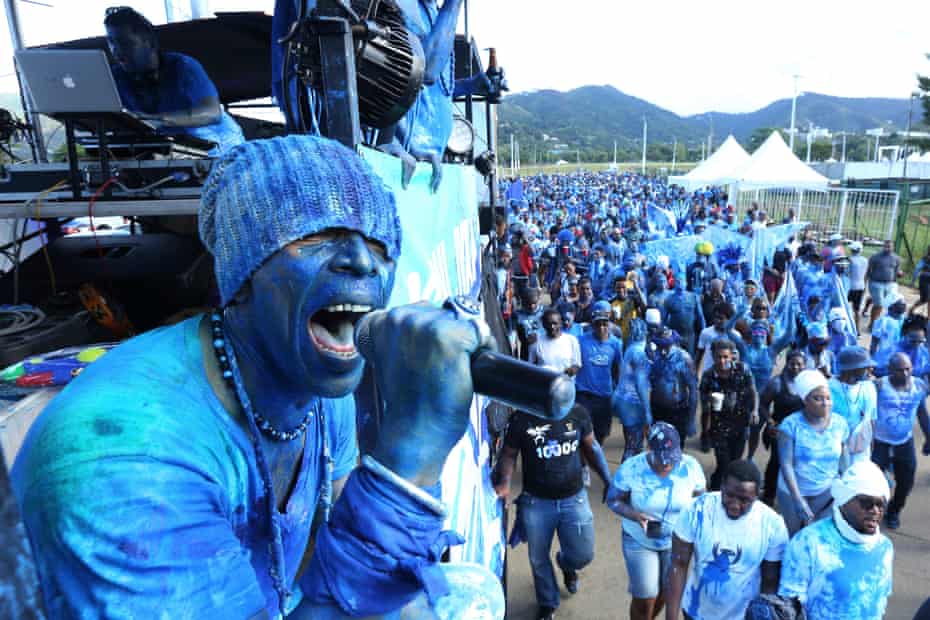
[778,412,850,496]
[674,493,789,620]
[613,453,705,551]
[874,376,928,445]
[779,517,893,620]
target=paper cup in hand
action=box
[711,392,724,412]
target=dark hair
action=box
[711,338,735,355]
[104,6,156,38]
[725,459,762,489]
[578,276,592,287]
[786,349,806,365]
[713,303,734,320]
[542,307,561,324]
[903,314,928,335]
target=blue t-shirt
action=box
[779,517,893,620]
[613,453,705,550]
[828,379,877,434]
[778,412,849,496]
[674,493,788,620]
[11,316,358,618]
[113,52,245,154]
[874,376,928,445]
[575,333,623,397]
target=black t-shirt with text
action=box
[504,406,593,499]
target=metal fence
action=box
[897,198,930,270]
[733,187,900,242]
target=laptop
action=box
[15,49,137,115]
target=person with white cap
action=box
[871,352,930,529]
[802,322,835,378]
[777,369,850,535]
[870,296,907,372]
[777,461,893,619]
[821,233,845,272]
[827,307,858,359]
[829,346,878,465]
[847,241,868,326]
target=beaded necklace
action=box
[210,311,331,616]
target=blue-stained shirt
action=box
[874,376,928,445]
[575,333,623,397]
[779,517,893,620]
[613,453,705,551]
[113,52,245,154]
[674,493,788,620]
[616,341,651,411]
[828,379,877,433]
[778,412,849,496]
[11,317,358,619]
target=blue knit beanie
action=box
[199,135,402,305]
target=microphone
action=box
[355,310,575,420]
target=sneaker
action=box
[885,512,900,530]
[537,606,556,620]
[556,551,579,594]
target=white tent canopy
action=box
[669,135,750,190]
[731,131,829,191]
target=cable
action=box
[87,177,117,258]
[0,305,46,338]
[10,180,67,304]
[112,172,189,195]
[33,180,68,296]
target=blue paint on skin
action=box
[224,228,395,407]
[663,285,705,355]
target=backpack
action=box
[744,594,806,620]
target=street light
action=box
[789,74,802,152]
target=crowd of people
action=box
[490,171,930,620]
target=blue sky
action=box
[1,0,929,116]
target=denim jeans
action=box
[518,489,596,609]
[872,437,917,515]
[621,532,671,599]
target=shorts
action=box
[621,533,671,599]
[868,281,898,309]
[848,288,864,311]
[577,391,612,440]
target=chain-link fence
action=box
[733,187,900,242]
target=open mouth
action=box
[308,304,373,358]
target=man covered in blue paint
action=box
[12,136,502,619]
[104,7,244,154]
[613,318,653,460]
[661,279,705,358]
[665,460,788,620]
[778,461,894,620]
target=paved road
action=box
[504,289,930,619]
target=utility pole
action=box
[707,114,714,154]
[613,140,617,167]
[841,132,847,163]
[789,74,800,152]
[806,123,813,163]
[5,0,47,162]
[671,137,677,172]
[641,116,648,175]
[701,142,706,162]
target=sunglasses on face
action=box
[857,496,887,511]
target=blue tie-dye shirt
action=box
[777,412,850,496]
[613,453,705,550]
[779,516,893,620]
[874,376,928,445]
[674,492,789,620]
[12,317,358,619]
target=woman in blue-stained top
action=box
[777,370,850,535]
[607,423,705,620]
[105,7,244,154]
[779,461,894,620]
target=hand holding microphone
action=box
[355,296,576,487]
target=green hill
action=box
[499,85,911,162]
